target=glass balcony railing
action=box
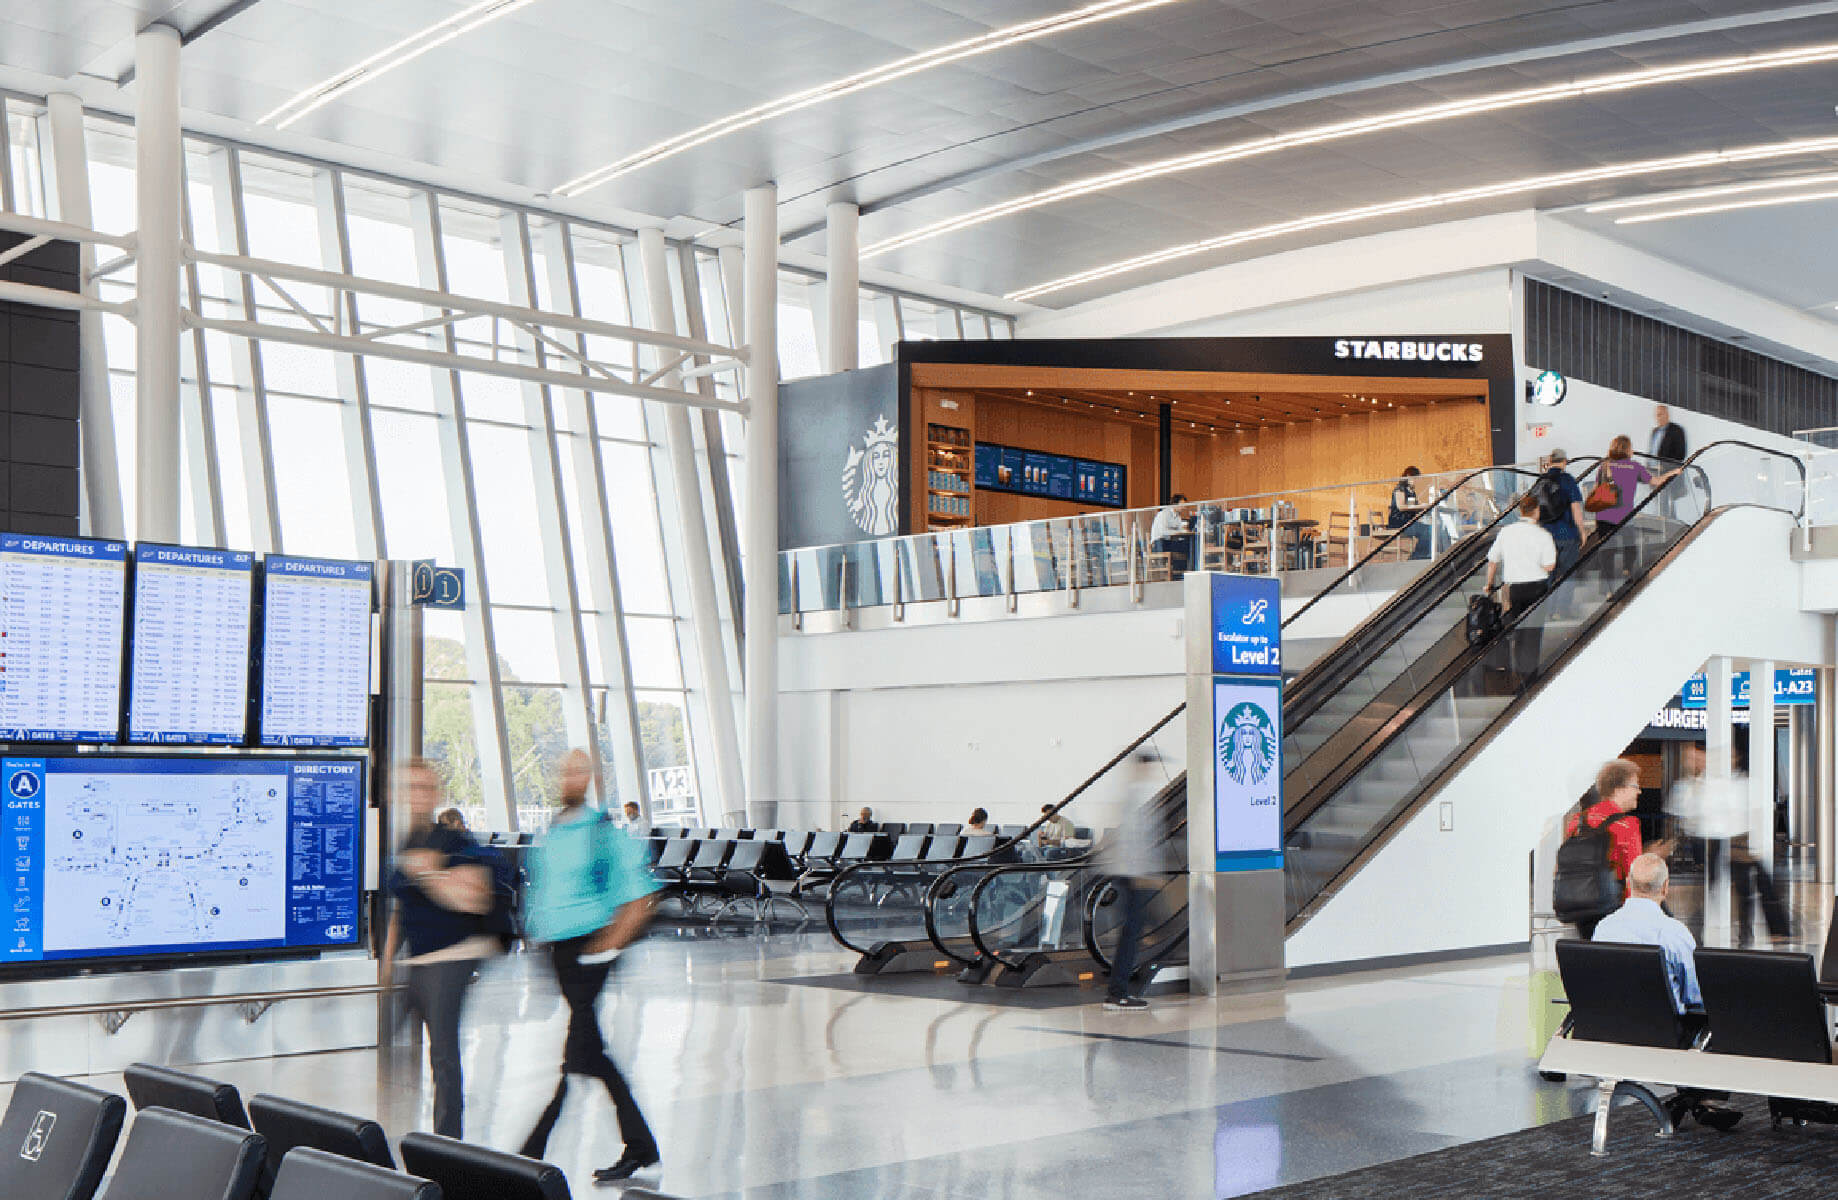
[778,463,1544,618]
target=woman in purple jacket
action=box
[1589,435,1680,576]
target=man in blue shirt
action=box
[1536,450,1587,616]
[1593,853,1742,1131]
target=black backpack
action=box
[1532,472,1568,526]
[1465,591,1503,645]
[477,844,519,949]
[1552,806,1634,925]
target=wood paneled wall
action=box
[972,394,1156,524]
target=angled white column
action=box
[1705,656,1734,946]
[312,167,383,559]
[43,92,124,540]
[825,201,859,373]
[134,24,182,543]
[205,147,281,552]
[743,185,780,823]
[639,228,745,821]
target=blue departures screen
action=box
[127,544,256,745]
[0,756,364,963]
[259,555,374,748]
[0,534,128,743]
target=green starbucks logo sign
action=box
[1219,701,1276,786]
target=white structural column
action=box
[743,185,779,823]
[133,24,182,543]
[825,202,859,373]
[639,229,745,821]
[43,93,124,540]
[1751,661,1776,849]
[312,168,383,559]
[1705,656,1734,946]
[1819,666,1835,884]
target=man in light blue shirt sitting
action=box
[1593,853,1701,1011]
[1592,853,1741,1131]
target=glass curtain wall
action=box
[0,95,1014,829]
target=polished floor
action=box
[8,871,1830,1199]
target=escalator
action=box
[824,464,1544,983]
[939,441,1804,990]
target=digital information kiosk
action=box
[1185,571,1285,994]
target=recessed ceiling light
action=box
[862,38,1838,258]
[259,0,544,128]
[554,0,1184,197]
[1006,134,1838,301]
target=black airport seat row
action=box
[3,1061,577,1200]
[1544,938,1838,1154]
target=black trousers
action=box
[404,958,477,1139]
[521,936,657,1163]
[1106,878,1155,1001]
[1504,581,1548,680]
[1707,837,1790,941]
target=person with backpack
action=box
[1482,492,1556,688]
[1533,449,1587,616]
[520,749,662,1184]
[383,759,497,1139]
[1555,759,1654,938]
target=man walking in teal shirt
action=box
[520,749,661,1183]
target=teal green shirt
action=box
[525,809,659,943]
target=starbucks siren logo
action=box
[842,414,899,536]
[1218,701,1277,786]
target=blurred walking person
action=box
[384,759,497,1139]
[1098,750,1177,1013]
[521,749,662,1183]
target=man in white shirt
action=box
[1149,495,1193,575]
[1484,492,1557,685]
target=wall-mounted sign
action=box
[1680,667,1816,710]
[1210,573,1281,677]
[1214,677,1283,871]
[410,561,466,610]
[1332,339,1485,364]
[1527,370,1568,406]
[973,441,1125,508]
[779,363,898,550]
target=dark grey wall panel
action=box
[0,232,82,536]
[779,363,899,551]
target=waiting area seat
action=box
[269,1149,435,1200]
[1541,941,1838,1154]
[100,1107,267,1200]
[0,1071,125,1200]
[123,1062,251,1128]
[249,1094,396,1173]
[400,1132,571,1200]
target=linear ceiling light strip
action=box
[258,0,545,128]
[551,0,1185,198]
[1614,187,1838,225]
[1583,172,1838,214]
[863,39,1838,259]
[1006,136,1838,301]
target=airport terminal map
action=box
[0,756,364,963]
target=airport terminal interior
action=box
[21,2,1838,1198]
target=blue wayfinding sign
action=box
[1210,574,1284,873]
[411,561,466,610]
[1211,574,1281,677]
[1680,667,1816,710]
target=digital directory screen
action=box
[258,556,373,748]
[126,544,255,745]
[0,534,128,743]
[0,755,364,963]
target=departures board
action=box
[258,556,374,748]
[126,544,256,745]
[0,534,128,743]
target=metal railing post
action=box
[1129,526,1142,603]
[839,553,854,631]
[892,546,906,622]
[1067,519,1080,607]
[1006,530,1018,613]
[790,557,803,631]
[947,536,960,618]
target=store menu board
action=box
[0,755,364,963]
[127,544,255,745]
[259,556,373,748]
[0,534,127,743]
[973,442,1127,510]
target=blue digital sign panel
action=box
[1214,677,1283,872]
[259,556,374,748]
[1680,667,1817,709]
[973,441,1127,509]
[1210,573,1282,677]
[0,534,128,743]
[1,756,364,964]
[127,543,256,746]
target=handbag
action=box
[1584,471,1622,513]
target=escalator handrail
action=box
[823,702,1187,956]
[1281,438,1804,844]
[1081,871,1190,975]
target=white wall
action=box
[1286,506,1833,968]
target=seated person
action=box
[1149,496,1194,574]
[1592,853,1741,1131]
[618,800,642,828]
[1037,804,1076,848]
[846,807,877,834]
[964,808,993,837]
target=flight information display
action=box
[259,556,373,748]
[127,544,255,745]
[0,755,364,963]
[0,534,128,743]
[974,442,1127,510]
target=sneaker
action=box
[1103,996,1149,1012]
[593,1154,660,1184]
[1692,1102,1743,1132]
